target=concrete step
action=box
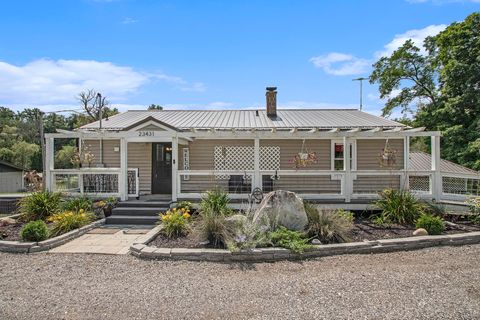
[117,201,172,208]
[112,207,166,216]
[105,215,159,225]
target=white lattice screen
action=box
[214,146,280,179]
[409,175,430,193]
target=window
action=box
[331,140,356,171]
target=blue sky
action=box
[0,0,478,117]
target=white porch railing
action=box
[51,168,139,198]
[177,169,479,203]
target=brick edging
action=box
[130,231,480,262]
[0,219,105,253]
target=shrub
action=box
[62,197,92,213]
[227,214,271,251]
[20,220,49,242]
[422,201,446,217]
[306,208,353,244]
[196,210,233,248]
[269,227,311,254]
[200,189,232,216]
[374,189,424,224]
[415,213,445,235]
[467,197,480,215]
[176,200,193,212]
[159,207,191,238]
[19,191,62,221]
[48,210,93,237]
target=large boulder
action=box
[253,190,308,231]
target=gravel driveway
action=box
[1,245,480,320]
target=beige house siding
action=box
[128,142,152,195]
[260,139,330,170]
[83,140,120,167]
[353,176,401,194]
[356,139,404,170]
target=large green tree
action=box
[370,12,480,169]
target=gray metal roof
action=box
[80,109,405,131]
[409,152,479,176]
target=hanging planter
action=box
[379,139,397,167]
[289,139,318,169]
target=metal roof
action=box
[80,109,405,131]
[409,152,479,176]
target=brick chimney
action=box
[266,87,277,117]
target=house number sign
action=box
[183,148,190,180]
[138,131,155,137]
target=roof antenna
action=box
[352,77,368,111]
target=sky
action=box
[0,0,478,117]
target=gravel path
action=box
[1,245,480,320]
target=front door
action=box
[152,143,172,194]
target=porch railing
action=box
[51,168,139,198]
[177,169,479,203]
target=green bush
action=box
[20,220,49,242]
[269,227,311,254]
[422,201,446,217]
[48,210,93,237]
[200,189,232,216]
[415,213,445,235]
[19,191,62,221]
[61,197,92,213]
[176,200,193,211]
[159,207,191,238]
[306,208,353,244]
[374,189,424,224]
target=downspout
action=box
[97,93,104,166]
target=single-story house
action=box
[44,87,480,205]
[0,160,25,193]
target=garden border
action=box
[0,218,105,253]
[130,228,480,262]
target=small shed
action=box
[0,160,24,193]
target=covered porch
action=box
[44,126,479,205]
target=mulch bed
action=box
[0,222,24,241]
[150,215,480,249]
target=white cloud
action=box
[375,24,447,58]
[122,17,137,24]
[310,53,370,76]
[0,59,206,106]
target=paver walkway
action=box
[49,227,152,254]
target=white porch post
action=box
[44,137,54,191]
[431,135,441,200]
[343,136,351,202]
[254,138,261,191]
[119,138,128,201]
[172,136,178,202]
[402,136,410,190]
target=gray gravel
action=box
[1,245,480,320]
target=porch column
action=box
[343,136,351,203]
[431,135,441,200]
[44,137,54,191]
[254,138,261,191]
[402,136,410,190]
[119,138,128,201]
[172,136,178,202]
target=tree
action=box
[77,89,118,124]
[54,145,77,169]
[370,12,480,169]
[148,104,163,110]
[10,141,40,169]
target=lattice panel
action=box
[409,175,430,193]
[260,146,280,170]
[214,145,281,180]
[443,177,480,195]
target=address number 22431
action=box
[138,131,154,137]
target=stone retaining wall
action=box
[0,219,105,253]
[130,231,480,262]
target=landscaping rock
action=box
[253,190,308,231]
[311,239,322,245]
[413,228,429,236]
[0,217,17,226]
